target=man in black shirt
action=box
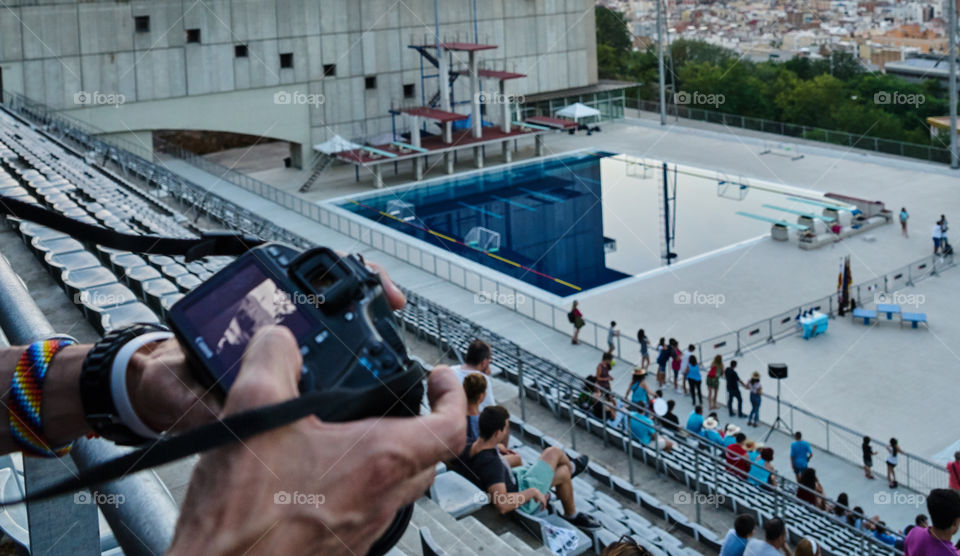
[455,406,600,531]
[724,360,747,418]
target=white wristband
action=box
[110,331,173,440]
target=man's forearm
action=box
[0,345,94,455]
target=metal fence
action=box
[398,288,902,555]
[3,90,951,497]
[627,98,953,164]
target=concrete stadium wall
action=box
[0,0,597,162]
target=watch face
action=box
[175,256,313,392]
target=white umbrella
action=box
[313,134,362,154]
[555,102,601,121]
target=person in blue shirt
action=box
[628,411,674,452]
[873,522,899,546]
[747,447,778,488]
[627,368,653,408]
[686,405,704,435]
[686,354,703,406]
[720,514,755,556]
[723,424,741,447]
[790,431,813,479]
[702,417,725,446]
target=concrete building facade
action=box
[0,0,598,165]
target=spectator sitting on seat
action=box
[686,405,705,435]
[797,468,826,510]
[790,431,813,479]
[720,514,755,556]
[830,492,849,522]
[723,424,741,447]
[453,339,496,410]
[904,488,960,555]
[628,410,674,453]
[702,417,725,446]
[904,514,928,537]
[725,433,751,478]
[662,400,680,429]
[464,373,487,445]
[873,522,900,546]
[744,517,789,556]
[458,405,600,531]
[794,537,822,556]
[607,396,628,430]
[748,447,778,488]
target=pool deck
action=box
[158,113,959,530]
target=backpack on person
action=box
[567,311,576,323]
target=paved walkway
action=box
[158,142,935,533]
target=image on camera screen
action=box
[183,260,312,390]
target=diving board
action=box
[361,145,398,159]
[786,197,854,211]
[513,121,551,131]
[762,204,836,222]
[736,211,810,231]
[391,141,428,153]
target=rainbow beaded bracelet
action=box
[9,337,77,458]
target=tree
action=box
[595,6,632,54]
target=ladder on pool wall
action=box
[658,162,678,265]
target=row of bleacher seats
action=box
[0,106,554,556]
[395,290,901,556]
[0,110,232,336]
[0,103,898,555]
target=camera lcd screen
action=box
[181,258,313,391]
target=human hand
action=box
[168,326,465,556]
[127,254,405,435]
[529,489,549,512]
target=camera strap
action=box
[0,194,264,260]
[2,388,341,507]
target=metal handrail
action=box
[3,89,949,495]
[0,254,177,555]
[402,291,901,554]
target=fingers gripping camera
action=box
[167,244,425,422]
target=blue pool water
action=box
[339,152,788,296]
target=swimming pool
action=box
[338,152,822,296]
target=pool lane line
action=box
[519,187,563,202]
[346,199,581,292]
[457,201,504,219]
[490,195,536,211]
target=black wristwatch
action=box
[80,323,171,445]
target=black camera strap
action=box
[0,194,264,260]
[2,389,340,507]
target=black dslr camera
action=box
[167,244,425,554]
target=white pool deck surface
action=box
[158,112,960,534]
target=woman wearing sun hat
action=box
[702,417,725,446]
[746,371,763,427]
[723,423,741,447]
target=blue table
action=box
[852,308,877,325]
[799,312,828,339]
[876,303,901,320]
[901,312,927,329]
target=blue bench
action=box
[852,308,877,325]
[901,312,927,329]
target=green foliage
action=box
[595,7,632,55]
[594,36,950,147]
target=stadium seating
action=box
[0,105,901,555]
[394,289,900,556]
